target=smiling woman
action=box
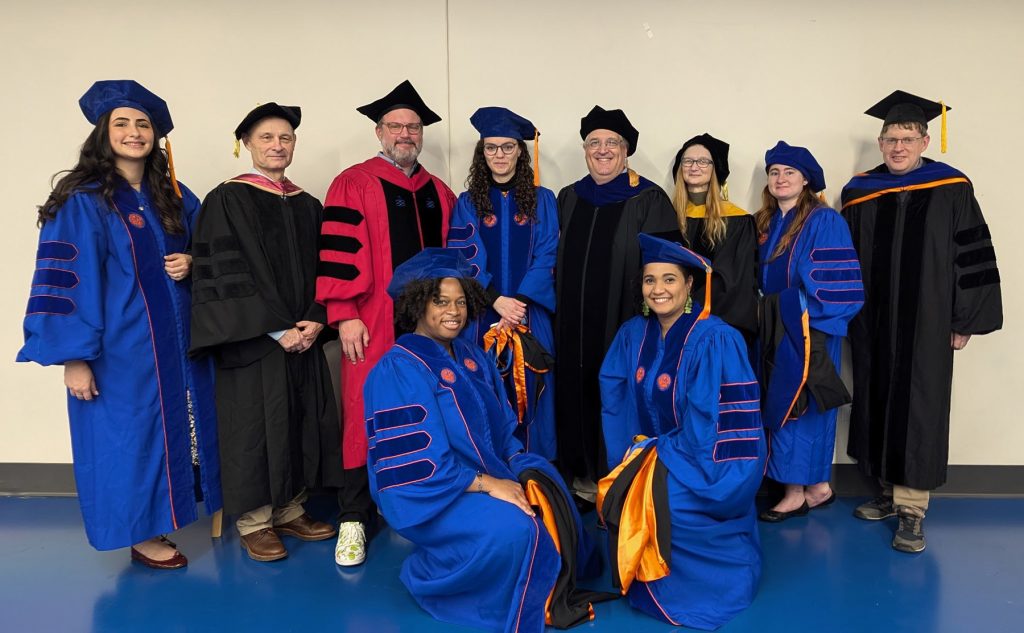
[17,80,221,569]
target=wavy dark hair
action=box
[394,276,490,333]
[37,111,184,234]
[464,139,537,221]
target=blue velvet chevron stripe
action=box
[713,438,761,461]
[37,241,78,261]
[719,381,760,433]
[372,431,432,462]
[810,268,862,282]
[810,248,858,263]
[374,405,427,431]
[376,459,436,490]
[26,295,75,315]
[32,268,79,289]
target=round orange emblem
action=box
[483,215,497,228]
[635,367,646,383]
[656,373,672,391]
[128,213,146,228]
[463,358,478,372]
[514,213,528,226]
[440,368,456,383]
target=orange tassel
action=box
[940,100,948,153]
[164,136,182,198]
[533,130,540,187]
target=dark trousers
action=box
[337,465,375,524]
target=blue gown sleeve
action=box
[474,343,528,462]
[18,194,108,366]
[448,193,492,288]
[659,325,765,516]
[364,352,478,531]
[795,209,864,336]
[514,187,558,312]
[599,319,644,471]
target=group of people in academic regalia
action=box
[19,77,1002,633]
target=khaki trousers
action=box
[236,490,308,536]
[882,482,930,517]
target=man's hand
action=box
[295,321,324,349]
[340,318,370,363]
[164,253,192,281]
[277,328,308,353]
[951,332,972,350]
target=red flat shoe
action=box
[131,539,188,570]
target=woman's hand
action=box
[164,253,192,281]
[64,361,99,400]
[473,474,535,517]
[493,296,527,325]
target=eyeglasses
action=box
[584,138,623,151]
[380,122,423,134]
[483,142,518,156]
[879,136,923,148]
[681,158,713,169]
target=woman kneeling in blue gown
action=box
[363,248,608,633]
[598,234,766,630]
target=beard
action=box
[383,138,421,166]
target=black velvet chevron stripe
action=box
[213,236,240,252]
[954,224,991,246]
[192,243,211,257]
[320,234,363,254]
[956,246,997,268]
[216,259,250,275]
[318,261,360,281]
[959,268,1001,290]
[324,206,365,225]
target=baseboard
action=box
[3,462,1023,497]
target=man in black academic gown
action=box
[555,106,678,499]
[841,91,1002,553]
[191,103,342,562]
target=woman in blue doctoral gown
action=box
[363,248,607,633]
[17,81,220,568]
[754,141,863,521]
[447,106,559,460]
[598,234,766,630]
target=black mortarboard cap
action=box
[357,80,441,126]
[672,133,730,185]
[579,105,639,156]
[234,103,301,139]
[865,90,950,126]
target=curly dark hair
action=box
[464,139,538,222]
[37,111,184,234]
[394,276,490,333]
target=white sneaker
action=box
[335,521,366,566]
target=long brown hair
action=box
[37,112,184,234]
[671,169,727,248]
[464,139,537,221]
[754,187,823,261]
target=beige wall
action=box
[1,0,1019,466]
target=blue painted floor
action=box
[1,495,1021,632]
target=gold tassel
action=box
[940,100,948,154]
[233,137,241,158]
[628,168,639,187]
[164,136,182,198]
[818,191,827,205]
[533,130,540,187]
[721,181,729,201]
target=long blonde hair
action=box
[754,187,822,261]
[671,168,727,249]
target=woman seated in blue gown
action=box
[598,234,766,631]
[363,248,608,633]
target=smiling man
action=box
[554,106,677,499]
[841,91,1003,554]
[317,80,455,567]
[190,102,343,562]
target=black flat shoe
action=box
[759,501,810,523]
[808,491,837,510]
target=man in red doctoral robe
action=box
[317,80,455,566]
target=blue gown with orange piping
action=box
[17,181,221,551]
[364,333,597,633]
[599,310,765,630]
[758,207,863,484]
[448,185,558,459]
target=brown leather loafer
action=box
[240,527,288,561]
[275,513,337,541]
[131,544,188,570]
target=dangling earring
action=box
[683,295,693,314]
[642,302,650,317]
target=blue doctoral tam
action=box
[79,80,173,136]
[639,233,712,273]
[387,248,475,300]
[470,107,537,140]
[764,140,826,193]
